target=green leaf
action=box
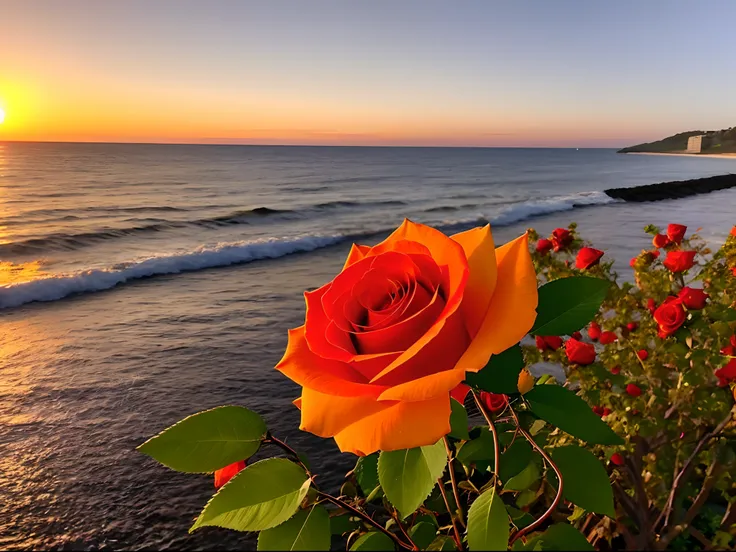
[456,428,495,466]
[350,532,395,551]
[378,439,446,518]
[449,399,470,440]
[465,344,524,394]
[524,523,594,551]
[257,506,330,551]
[137,405,267,473]
[551,446,615,517]
[467,487,510,551]
[427,536,457,550]
[499,440,533,482]
[355,454,379,495]
[506,506,535,530]
[191,458,309,532]
[525,385,623,445]
[330,514,359,535]
[409,521,437,550]
[504,461,540,492]
[531,277,610,336]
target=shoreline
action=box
[623,151,736,159]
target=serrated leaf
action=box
[350,532,395,551]
[427,536,457,550]
[525,385,623,445]
[258,505,330,551]
[355,454,379,495]
[524,523,594,551]
[467,487,509,551]
[506,505,535,529]
[504,461,540,492]
[191,458,309,532]
[465,344,525,394]
[551,445,615,517]
[456,427,495,467]
[499,440,533,482]
[449,398,470,440]
[409,521,437,550]
[531,277,610,336]
[137,405,267,473]
[379,440,446,518]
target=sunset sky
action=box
[1,0,735,147]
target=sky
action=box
[1,0,735,147]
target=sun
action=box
[0,107,5,124]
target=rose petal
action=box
[455,232,538,373]
[343,243,372,270]
[377,367,466,402]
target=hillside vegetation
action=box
[619,126,736,154]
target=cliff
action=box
[618,126,736,154]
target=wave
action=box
[489,191,619,226]
[0,234,349,309]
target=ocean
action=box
[1,142,735,549]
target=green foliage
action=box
[465,344,525,394]
[525,385,623,445]
[378,440,446,518]
[456,427,495,466]
[466,487,510,551]
[551,445,615,517]
[499,439,533,482]
[137,405,267,473]
[531,277,610,336]
[354,453,379,495]
[350,532,395,551]
[408,522,438,550]
[522,523,594,551]
[448,398,470,440]
[191,458,309,532]
[504,461,540,492]
[257,506,331,551]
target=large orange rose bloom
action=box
[276,219,538,455]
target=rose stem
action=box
[508,407,565,544]
[471,390,500,482]
[443,436,466,528]
[267,433,413,550]
[391,509,419,551]
[437,476,464,550]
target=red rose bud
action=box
[551,227,573,252]
[603,407,611,416]
[611,365,621,375]
[652,233,671,248]
[629,257,637,268]
[651,249,661,259]
[654,297,687,337]
[588,321,601,341]
[626,322,638,331]
[663,250,697,273]
[536,238,553,254]
[480,391,508,413]
[732,267,736,277]
[214,460,247,489]
[572,331,583,340]
[626,383,642,397]
[647,298,657,314]
[599,331,618,345]
[715,358,736,387]
[610,452,625,466]
[565,338,597,365]
[678,286,709,310]
[731,335,736,347]
[592,405,605,417]
[637,349,649,361]
[731,226,736,237]
[535,335,548,351]
[575,247,604,270]
[720,345,736,356]
[542,335,563,350]
[667,223,687,244]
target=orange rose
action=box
[276,219,538,455]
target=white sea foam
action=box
[0,235,344,309]
[490,191,620,226]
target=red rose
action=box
[565,338,596,365]
[626,322,638,331]
[731,335,736,347]
[543,335,563,350]
[610,453,625,466]
[651,250,661,259]
[731,267,736,277]
[652,234,671,248]
[678,287,709,310]
[535,335,548,351]
[575,247,604,270]
[720,345,736,356]
[611,365,621,375]
[592,405,605,417]
[599,331,617,345]
[667,224,687,244]
[715,358,736,387]
[653,297,686,337]
[663,250,697,273]
[588,322,601,341]
[551,228,573,252]
[731,226,736,237]
[626,383,642,397]
[647,298,657,314]
[480,391,508,412]
[536,238,553,255]
[629,257,637,268]
[571,331,582,340]
[602,407,611,416]
[637,349,648,361]
[214,460,246,489]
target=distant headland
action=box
[618,126,736,155]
